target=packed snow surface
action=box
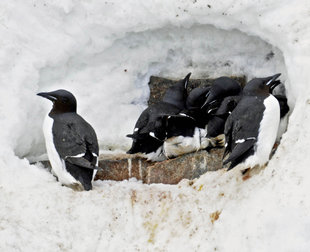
[0,0,310,251]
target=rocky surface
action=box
[37,148,225,185]
[95,153,149,182]
[145,148,224,184]
[95,148,224,184]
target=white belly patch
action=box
[240,95,280,169]
[43,115,81,187]
[163,128,210,158]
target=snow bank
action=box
[0,0,310,251]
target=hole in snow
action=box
[19,24,290,163]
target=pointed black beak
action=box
[126,134,134,138]
[184,72,191,89]
[37,92,57,102]
[266,73,281,86]
[201,91,211,109]
[266,73,281,92]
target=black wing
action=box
[207,95,241,138]
[133,108,150,132]
[128,102,181,138]
[52,113,99,170]
[223,112,233,158]
[223,139,256,170]
[207,116,226,138]
[214,95,241,116]
[126,102,181,154]
[162,73,190,110]
[186,86,211,110]
[223,96,265,169]
[163,113,196,138]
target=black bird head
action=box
[37,89,77,114]
[201,77,241,110]
[243,73,281,96]
[162,72,191,109]
[186,86,211,110]
[185,86,212,128]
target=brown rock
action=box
[37,148,225,185]
[146,148,224,184]
[95,148,224,184]
[95,153,152,182]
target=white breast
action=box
[242,95,280,168]
[43,114,81,187]
[163,128,210,158]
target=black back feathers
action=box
[37,89,99,190]
[51,113,99,163]
[163,114,197,139]
[223,96,266,169]
[202,77,242,111]
[223,73,282,171]
[127,73,192,155]
[162,72,191,110]
[206,95,241,137]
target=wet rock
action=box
[95,153,150,182]
[38,148,224,185]
[95,148,224,184]
[146,148,224,184]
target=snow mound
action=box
[0,0,310,251]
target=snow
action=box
[0,0,310,251]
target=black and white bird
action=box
[197,77,242,141]
[161,85,213,158]
[128,74,243,160]
[126,102,181,160]
[161,76,242,158]
[161,113,210,158]
[206,94,242,138]
[201,77,242,114]
[127,73,191,161]
[223,73,281,171]
[185,86,211,128]
[37,89,99,191]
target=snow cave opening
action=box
[21,24,290,164]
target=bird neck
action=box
[243,89,269,97]
[49,103,77,116]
